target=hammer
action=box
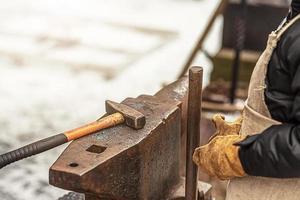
[0,100,146,169]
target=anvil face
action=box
[49,78,189,200]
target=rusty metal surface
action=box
[156,77,189,177]
[186,67,203,200]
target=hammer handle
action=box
[64,113,124,141]
[0,113,125,169]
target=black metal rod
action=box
[185,67,203,200]
[0,134,68,169]
[229,0,247,104]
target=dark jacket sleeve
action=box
[239,124,300,178]
[238,22,300,178]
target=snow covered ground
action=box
[0,0,222,199]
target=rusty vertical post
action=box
[185,67,203,200]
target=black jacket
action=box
[238,17,300,178]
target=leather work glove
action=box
[209,114,243,138]
[193,114,247,180]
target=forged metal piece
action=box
[51,77,212,200]
[186,67,203,200]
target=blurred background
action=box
[0,0,290,199]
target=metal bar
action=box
[229,0,248,104]
[185,67,203,200]
[177,0,229,78]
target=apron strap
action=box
[275,14,300,40]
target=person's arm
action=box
[238,24,300,178]
[193,22,300,180]
[238,124,300,178]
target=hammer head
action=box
[105,100,146,129]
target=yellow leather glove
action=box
[193,114,247,180]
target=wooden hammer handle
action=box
[64,112,125,141]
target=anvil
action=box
[50,77,212,200]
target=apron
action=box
[226,14,300,200]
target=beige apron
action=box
[226,14,300,200]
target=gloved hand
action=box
[193,114,247,180]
